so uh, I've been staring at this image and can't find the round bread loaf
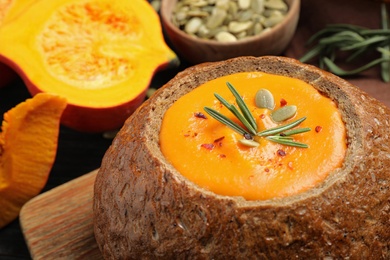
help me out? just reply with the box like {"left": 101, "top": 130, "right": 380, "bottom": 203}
{"left": 93, "top": 56, "right": 390, "bottom": 259}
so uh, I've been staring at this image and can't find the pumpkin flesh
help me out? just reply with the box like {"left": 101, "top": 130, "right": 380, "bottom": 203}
{"left": 0, "top": 0, "right": 177, "bottom": 132}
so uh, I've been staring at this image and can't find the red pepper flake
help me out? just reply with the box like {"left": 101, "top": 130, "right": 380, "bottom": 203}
{"left": 277, "top": 149, "right": 286, "bottom": 156}
{"left": 264, "top": 168, "right": 270, "bottom": 173}
{"left": 214, "top": 136, "right": 225, "bottom": 143}
{"left": 201, "top": 143, "right": 214, "bottom": 150}
{"left": 315, "top": 126, "right": 323, "bottom": 133}
{"left": 194, "top": 112, "right": 207, "bottom": 119}
{"left": 213, "top": 136, "right": 225, "bottom": 147}
{"left": 280, "top": 98, "right": 287, "bottom": 107}
{"left": 260, "top": 114, "right": 266, "bottom": 119}
{"left": 219, "top": 154, "right": 226, "bottom": 158}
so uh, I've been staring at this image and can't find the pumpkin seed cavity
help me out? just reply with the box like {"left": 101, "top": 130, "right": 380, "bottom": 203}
{"left": 172, "top": 0, "right": 289, "bottom": 42}
{"left": 37, "top": 2, "right": 138, "bottom": 89}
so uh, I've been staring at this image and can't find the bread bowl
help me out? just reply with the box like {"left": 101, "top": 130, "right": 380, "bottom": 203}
{"left": 93, "top": 56, "right": 390, "bottom": 259}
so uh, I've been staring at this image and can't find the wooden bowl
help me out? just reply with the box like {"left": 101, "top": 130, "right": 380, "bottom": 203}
{"left": 160, "top": 0, "right": 300, "bottom": 64}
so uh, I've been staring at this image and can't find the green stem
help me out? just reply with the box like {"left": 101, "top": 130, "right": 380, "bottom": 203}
{"left": 381, "top": 3, "right": 390, "bottom": 82}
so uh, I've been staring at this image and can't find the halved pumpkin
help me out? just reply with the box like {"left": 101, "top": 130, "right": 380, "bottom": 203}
{"left": 0, "top": 93, "right": 67, "bottom": 229}
{"left": 0, "top": 0, "right": 177, "bottom": 132}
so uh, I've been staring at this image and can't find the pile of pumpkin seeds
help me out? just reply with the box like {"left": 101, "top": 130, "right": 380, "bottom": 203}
{"left": 171, "top": 0, "right": 289, "bottom": 42}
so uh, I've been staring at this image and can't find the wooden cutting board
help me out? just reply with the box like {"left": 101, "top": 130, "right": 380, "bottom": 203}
{"left": 19, "top": 169, "right": 103, "bottom": 260}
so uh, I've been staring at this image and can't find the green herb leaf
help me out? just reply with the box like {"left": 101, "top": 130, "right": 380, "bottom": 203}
{"left": 257, "top": 117, "right": 307, "bottom": 137}
{"left": 266, "top": 136, "right": 309, "bottom": 148}
{"left": 281, "top": 127, "right": 311, "bottom": 136}
{"left": 323, "top": 57, "right": 390, "bottom": 76}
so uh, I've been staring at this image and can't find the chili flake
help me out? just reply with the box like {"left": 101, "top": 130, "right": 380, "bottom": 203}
{"left": 277, "top": 149, "right": 286, "bottom": 156}
{"left": 315, "top": 126, "right": 323, "bottom": 133}
{"left": 201, "top": 143, "right": 214, "bottom": 150}
{"left": 280, "top": 98, "right": 287, "bottom": 107}
{"left": 194, "top": 112, "right": 207, "bottom": 119}
{"left": 214, "top": 136, "right": 225, "bottom": 147}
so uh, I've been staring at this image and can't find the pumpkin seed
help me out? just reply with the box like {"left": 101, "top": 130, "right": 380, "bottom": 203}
{"left": 206, "top": 8, "right": 227, "bottom": 29}
{"left": 187, "top": 10, "right": 209, "bottom": 17}
{"left": 215, "top": 31, "right": 237, "bottom": 42}
{"left": 271, "top": 105, "right": 297, "bottom": 122}
{"left": 251, "top": 0, "right": 265, "bottom": 13}
{"left": 228, "top": 21, "right": 253, "bottom": 34}
{"left": 192, "top": 0, "right": 209, "bottom": 7}
{"left": 185, "top": 17, "right": 203, "bottom": 34}
{"left": 255, "top": 88, "right": 274, "bottom": 109}
{"left": 216, "top": 0, "right": 230, "bottom": 10}
{"left": 252, "top": 22, "right": 264, "bottom": 35}
{"left": 264, "top": 0, "right": 288, "bottom": 11}
{"left": 238, "top": 0, "right": 251, "bottom": 10}
{"left": 262, "top": 11, "right": 285, "bottom": 27}
{"left": 198, "top": 24, "right": 211, "bottom": 38}
{"left": 237, "top": 10, "right": 254, "bottom": 22}
{"left": 239, "top": 138, "right": 260, "bottom": 147}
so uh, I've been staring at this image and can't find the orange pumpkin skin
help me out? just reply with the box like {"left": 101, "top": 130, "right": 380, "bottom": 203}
{"left": 0, "top": 0, "right": 177, "bottom": 133}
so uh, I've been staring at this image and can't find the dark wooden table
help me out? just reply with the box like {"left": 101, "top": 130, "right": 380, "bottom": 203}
{"left": 0, "top": 0, "right": 388, "bottom": 259}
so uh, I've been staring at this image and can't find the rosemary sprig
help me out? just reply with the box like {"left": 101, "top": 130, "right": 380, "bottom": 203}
{"left": 300, "top": 4, "right": 390, "bottom": 82}
{"left": 204, "top": 82, "right": 310, "bottom": 148}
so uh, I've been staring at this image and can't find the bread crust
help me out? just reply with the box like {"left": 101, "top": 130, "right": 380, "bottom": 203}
{"left": 93, "top": 56, "right": 390, "bottom": 259}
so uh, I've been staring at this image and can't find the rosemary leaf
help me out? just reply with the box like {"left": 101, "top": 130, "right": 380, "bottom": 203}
{"left": 226, "top": 82, "right": 258, "bottom": 132}
{"left": 204, "top": 107, "right": 249, "bottom": 136}
{"left": 323, "top": 57, "right": 390, "bottom": 76}
{"left": 266, "top": 136, "right": 309, "bottom": 148}
{"left": 281, "top": 127, "right": 311, "bottom": 136}
{"left": 341, "top": 35, "right": 388, "bottom": 51}
{"left": 257, "top": 117, "right": 307, "bottom": 137}
{"left": 361, "top": 29, "right": 390, "bottom": 36}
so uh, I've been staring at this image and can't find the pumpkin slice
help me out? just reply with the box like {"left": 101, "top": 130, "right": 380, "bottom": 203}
{"left": 0, "top": 93, "right": 67, "bottom": 229}
{"left": 0, "top": 0, "right": 177, "bottom": 132}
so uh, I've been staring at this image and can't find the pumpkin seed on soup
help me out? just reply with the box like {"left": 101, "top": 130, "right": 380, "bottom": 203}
{"left": 255, "top": 88, "right": 274, "bottom": 109}
{"left": 271, "top": 105, "right": 297, "bottom": 122}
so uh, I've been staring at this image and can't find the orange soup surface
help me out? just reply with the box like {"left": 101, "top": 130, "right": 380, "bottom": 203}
{"left": 160, "top": 72, "right": 347, "bottom": 200}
